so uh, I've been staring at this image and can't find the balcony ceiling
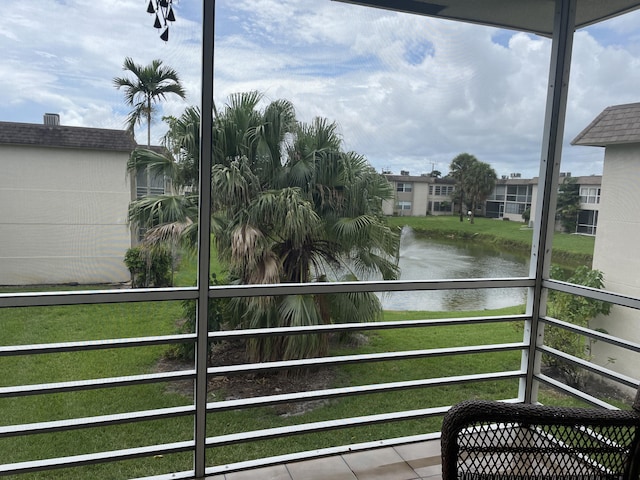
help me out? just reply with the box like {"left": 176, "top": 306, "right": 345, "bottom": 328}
{"left": 333, "top": 0, "right": 640, "bottom": 36}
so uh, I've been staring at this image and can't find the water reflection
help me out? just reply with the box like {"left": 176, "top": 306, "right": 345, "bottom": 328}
{"left": 380, "top": 227, "right": 529, "bottom": 311}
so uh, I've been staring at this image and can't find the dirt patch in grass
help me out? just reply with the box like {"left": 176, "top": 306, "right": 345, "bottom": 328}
{"left": 155, "top": 339, "right": 338, "bottom": 416}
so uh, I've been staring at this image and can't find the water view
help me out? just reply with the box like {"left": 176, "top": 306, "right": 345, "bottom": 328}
{"left": 380, "top": 227, "right": 529, "bottom": 311}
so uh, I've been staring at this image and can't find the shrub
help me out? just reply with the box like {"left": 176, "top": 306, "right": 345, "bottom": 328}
{"left": 522, "top": 207, "right": 531, "bottom": 224}
{"left": 124, "top": 245, "right": 172, "bottom": 288}
{"left": 176, "top": 273, "right": 229, "bottom": 360}
{"left": 544, "top": 265, "right": 611, "bottom": 387}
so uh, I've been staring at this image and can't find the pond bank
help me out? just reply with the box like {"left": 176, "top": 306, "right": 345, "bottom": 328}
{"left": 403, "top": 225, "right": 593, "bottom": 268}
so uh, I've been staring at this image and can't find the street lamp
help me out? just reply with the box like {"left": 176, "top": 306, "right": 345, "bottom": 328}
{"left": 145, "top": 0, "right": 176, "bottom": 41}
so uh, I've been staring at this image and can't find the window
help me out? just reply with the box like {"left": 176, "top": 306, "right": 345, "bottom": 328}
{"left": 490, "top": 185, "right": 505, "bottom": 201}
{"left": 136, "top": 168, "right": 167, "bottom": 198}
{"left": 432, "top": 185, "right": 453, "bottom": 196}
{"left": 432, "top": 201, "right": 450, "bottom": 212}
{"left": 580, "top": 186, "right": 600, "bottom": 204}
{"left": 577, "top": 209, "right": 598, "bottom": 235}
{"left": 397, "top": 182, "right": 412, "bottom": 192}
{"left": 397, "top": 201, "right": 412, "bottom": 210}
{"left": 505, "top": 202, "right": 525, "bottom": 214}
{"left": 429, "top": 185, "right": 434, "bottom": 195}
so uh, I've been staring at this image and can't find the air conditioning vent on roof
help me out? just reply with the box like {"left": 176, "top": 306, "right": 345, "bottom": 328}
{"left": 43, "top": 113, "right": 60, "bottom": 126}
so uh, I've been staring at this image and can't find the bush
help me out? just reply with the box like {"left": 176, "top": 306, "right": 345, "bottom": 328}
{"left": 544, "top": 265, "right": 611, "bottom": 387}
{"left": 176, "top": 273, "right": 229, "bottom": 360}
{"left": 124, "top": 245, "right": 172, "bottom": 288}
{"left": 522, "top": 207, "right": 530, "bottom": 224}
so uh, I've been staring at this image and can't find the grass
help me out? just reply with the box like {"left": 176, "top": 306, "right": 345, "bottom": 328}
{"left": 0, "top": 301, "right": 530, "bottom": 478}
{"left": 0, "top": 224, "right": 598, "bottom": 477}
{"left": 387, "top": 215, "right": 595, "bottom": 265}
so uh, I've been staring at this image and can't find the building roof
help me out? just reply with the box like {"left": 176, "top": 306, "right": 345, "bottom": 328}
{"left": 384, "top": 173, "right": 456, "bottom": 184}
{"left": 0, "top": 121, "right": 137, "bottom": 152}
{"left": 571, "top": 103, "right": 640, "bottom": 147}
{"left": 333, "top": 0, "right": 640, "bottom": 37}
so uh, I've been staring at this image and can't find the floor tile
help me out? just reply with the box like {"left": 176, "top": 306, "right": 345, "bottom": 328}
{"left": 394, "top": 442, "right": 442, "bottom": 478}
{"left": 225, "top": 464, "right": 292, "bottom": 480}
{"left": 287, "top": 456, "right": 357, "bottom": 480}
{"left": 342, "top": 448, "right": 418, "bottom": 480}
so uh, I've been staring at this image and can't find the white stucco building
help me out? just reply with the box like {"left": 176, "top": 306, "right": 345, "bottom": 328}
{"left": 572, "top": 102, "right": 640, "bottom": 382}
{"left": 0, "top": 115, "right": 137, "bottom": 285}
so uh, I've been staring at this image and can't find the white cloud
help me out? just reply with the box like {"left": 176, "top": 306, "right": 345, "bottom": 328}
{"left": 2, "top": 0, "right": 640, "bottom": 176}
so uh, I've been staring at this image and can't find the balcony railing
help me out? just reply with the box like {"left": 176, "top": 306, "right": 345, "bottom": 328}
{"left": 1, "top": 276, "right": 639, "bottom": 478}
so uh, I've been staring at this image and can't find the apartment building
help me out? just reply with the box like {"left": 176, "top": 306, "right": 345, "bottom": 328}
{"left": 384, "top": 170, "right": 602, "bottom": 234}
{"left": 382, "top": 171, "right": 456, "bottom": 216}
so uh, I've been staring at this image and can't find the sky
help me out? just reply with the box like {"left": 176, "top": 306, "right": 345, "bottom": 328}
{"left": 2, "top": 1, "right": 640, "bottom": 179}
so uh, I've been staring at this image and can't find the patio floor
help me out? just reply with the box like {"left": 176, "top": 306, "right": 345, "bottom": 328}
{"left": 206, "top": 440, "right": 443, "bottom": 480}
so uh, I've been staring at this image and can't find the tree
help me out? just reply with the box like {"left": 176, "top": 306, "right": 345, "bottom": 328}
{"left": 113, "top": 57, "right": 186, "bottom": 147}
{"left": 430, "top": 170, "right": 442, "bottom": 178}
{"left": 545, "top": 265, "right": 611, "bottom": 388}
{"left": 556, "top": 176, "right": 580, "bottom": 233}
{"left": 465, "top": 161, "right": 497, "bottom": 224}
{"left": 449, "top": 153, "right": 478, "bottom": 222}
{"left": 128, "top": 91, "right": 400, "bottom": 363}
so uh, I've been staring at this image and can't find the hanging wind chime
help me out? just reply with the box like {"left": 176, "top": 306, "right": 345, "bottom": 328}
{"left": 146, "top": 0, "right": 176, "bottom": 41}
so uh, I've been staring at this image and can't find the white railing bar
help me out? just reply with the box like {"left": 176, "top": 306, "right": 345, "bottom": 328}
{"left": 206, "top": 371, "right": 524, "bottom": 412}
{"left": 0, "top": 405, "right": 194, "bottom": 438}
{"left": 207, "top": 277, "right": 533, "bottom": 298}
{"left": 205, "top": 406, "right": 452, "bottom": 448}
{"left": 0, "top": 440, "right": 194, "bottom": 475}
{"left": 541, "top": 316, "right": 640, "bottom": 353}
{"left": 535, "top": 373, "right": 620, "bottom": 409}
{"left": 536, "top": 346, "right": 640, "bottom": 389}
{"left": 208, "top": 314, "right": 529, "bottom": 340}
{"left": 0, "top": 334, "right": 196, "bottom": 357}
{"left": 208, "top": 342, "right": 526, "bottom": 376}
{"left": 0, "top": 369, "right": 196, "bottom": 398}
{"left": 543, "top": 278, "right": 640, "bottom": 310}
{"left": 132, "top": 471, "right": 195, "bottom": 480}
{"left": 0, "top": 286, "right": 197, "bottom": 308}
{"left": 0, "top": 316, "right": 527, "bottom": 357}
{"left": 0, "top": 277, "right": 533, "bottom": 308}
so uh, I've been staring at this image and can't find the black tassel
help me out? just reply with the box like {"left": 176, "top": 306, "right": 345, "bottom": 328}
{"left": 154, "top": 14, "right": 162, "bottom": 28}
{"left": 160, "top": 27, "right": 169, "bottom": 41}
{"left": 146, "top": 0, "right": 155, "bottom": 14}
{"left": 167, "top": 6, "right": 176, "bottom": 22}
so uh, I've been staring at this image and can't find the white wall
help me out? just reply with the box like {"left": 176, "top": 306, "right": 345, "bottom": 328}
{"left": 590, "top": 143, "right": 640, "bottom": 383}
{"left": 0, "top": 145, "right": 131, "bottom": 285}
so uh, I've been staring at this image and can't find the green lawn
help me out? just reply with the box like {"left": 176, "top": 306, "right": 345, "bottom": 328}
{"left": 0, "top": 224, "right": 597, "bottom": 478}
{"left": 0, "top": 300, "right": 533, "bottom": 478}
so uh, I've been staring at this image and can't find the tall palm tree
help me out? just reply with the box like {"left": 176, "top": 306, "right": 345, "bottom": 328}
{"left": 128, "top": 91, "right": 400, "bottom": 362}
{"left": 466, "top": 161, "right": 497, "bottom": 224}
{"left": 449, "top": 153, "right": 478, "bottom": 222}
{"left": 113, "top": 57, "right": 186, "bottom": 147}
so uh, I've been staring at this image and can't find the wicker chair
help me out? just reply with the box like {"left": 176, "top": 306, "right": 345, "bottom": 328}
{"left": 441, "top": 388, "right": 640, "bottom": 480}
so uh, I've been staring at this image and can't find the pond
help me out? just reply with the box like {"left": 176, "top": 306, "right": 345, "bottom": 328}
{"left": 379, "top": 227, "right": 530, "bottom": 311}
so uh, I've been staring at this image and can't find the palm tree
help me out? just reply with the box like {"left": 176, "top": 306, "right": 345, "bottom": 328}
{"left": 466, "top": 161, "right": 497, "bottom": 223}
{"left": 113, "top": 57, "right": 186, "bottom": 147}
{"left": 128, "top": 91, "right": 400, "bottom": 362}
{"left": 449, "top": 153, "right": 478, "bottom": 222}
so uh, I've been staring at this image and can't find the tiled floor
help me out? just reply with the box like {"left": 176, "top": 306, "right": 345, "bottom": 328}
{"left": 207, "top": 440, "right": 442, "bottom": 480}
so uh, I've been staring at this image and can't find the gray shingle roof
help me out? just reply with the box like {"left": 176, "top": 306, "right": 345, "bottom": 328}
{"left": 571, "top": 102, "right": 640, "bottom": 147}
{"left": 0, "top": 121, "right": 137, "bottom": 151}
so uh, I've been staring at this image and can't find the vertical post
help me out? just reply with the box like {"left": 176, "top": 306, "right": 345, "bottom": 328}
{"left": 522, "top": 0, "right": 576, "bottom": 404}
{"left": 194, "top": 0, "right": 215, "bottom": 477}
